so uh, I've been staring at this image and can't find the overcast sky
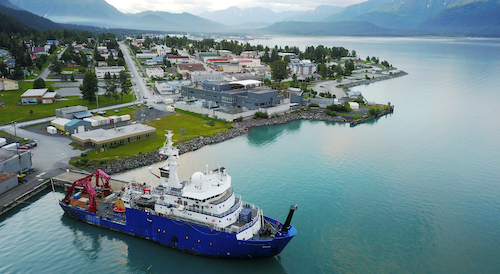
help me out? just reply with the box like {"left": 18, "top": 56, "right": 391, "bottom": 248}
{"left": 104, "top": 0, "right": 364, "bottom": 15}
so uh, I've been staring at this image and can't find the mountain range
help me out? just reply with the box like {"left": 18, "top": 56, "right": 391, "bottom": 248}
{"left": 1, "top": 0, "right": 499, "bottom": 36}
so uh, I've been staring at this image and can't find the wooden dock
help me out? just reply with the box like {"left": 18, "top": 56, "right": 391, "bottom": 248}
{"left": 0, "top": 170, "right": 129, "bottom": 216}
{"left": 51, "top": 171, "right": 129, "bottom": 190}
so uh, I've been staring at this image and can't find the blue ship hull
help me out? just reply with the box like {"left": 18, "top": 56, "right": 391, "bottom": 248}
{"left": 59, "top": 203, "right": 296, "bottom": 258}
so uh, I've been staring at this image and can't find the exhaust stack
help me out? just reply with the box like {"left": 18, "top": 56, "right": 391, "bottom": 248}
{"left": 281, "top": 205, "right": 298, "bottom": 233}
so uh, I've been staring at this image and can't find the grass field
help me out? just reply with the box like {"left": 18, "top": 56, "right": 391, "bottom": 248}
{"left": 76, "top": 111, "right": 231, "bottom": 163}
{"left": 0, "top": 81, "right": 136, "bottom": 126}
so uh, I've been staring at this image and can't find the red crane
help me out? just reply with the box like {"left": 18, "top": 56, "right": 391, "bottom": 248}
{"left": 61, "top": 170, "right": 112, "bottom": 213}
{"left": 95, "top": 169, "right": 111, "bottom": 197}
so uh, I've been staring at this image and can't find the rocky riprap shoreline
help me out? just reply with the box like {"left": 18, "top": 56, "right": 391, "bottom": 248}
{"left": 342, "top": 71, "right": 408, "bottom": 89}
{"left": 92, "top": 108, "right": 392, "bottom": 175}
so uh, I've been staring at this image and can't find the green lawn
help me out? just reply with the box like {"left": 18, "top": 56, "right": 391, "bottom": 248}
{"left": 78, "top": 111, "right": 231, "bottom": 163}
{"left": 0, "top": 81, "right": 136, "bottom": 125}
{"left": 61, "top": 66, "right": 86, "bottom": 72}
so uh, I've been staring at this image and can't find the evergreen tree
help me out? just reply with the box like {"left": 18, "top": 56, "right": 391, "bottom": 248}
{"left": 270, "top": 60, "right": 289, "bottom": 84}
{"left": 118, "top": 70, "right": 130, "bottom": 102}
{"left": 49, "top": 56, "right": 63, "bottom": 74}
{"left": 80, "top": 71, "right": 98, "bottom": 103}
{"left": 106, "top": 54, "right": 115, "bottom": 66}
{"left": 104, "top": 75, "right": 118, "bottom": 102}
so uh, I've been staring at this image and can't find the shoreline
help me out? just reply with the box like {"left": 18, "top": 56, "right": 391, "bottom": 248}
{"left": 95, "top": 107, "right": 393, "bottom": 175}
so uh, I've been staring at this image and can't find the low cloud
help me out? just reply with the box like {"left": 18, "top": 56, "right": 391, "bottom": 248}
{"left": 105, "top": 0, "right": 362, "bottom": 14}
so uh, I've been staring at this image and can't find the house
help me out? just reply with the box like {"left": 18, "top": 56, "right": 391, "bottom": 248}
{"left": 64, "top": 119, "right": 92, "bottom": 135}
{"left": 0, "top": 49, "right": 9, "bottom": 58}
{"left": 95, "top": 66, "right": 125, "bottom": 78}
{"left": 146, "top": 67, "right": 164, "bottom": 78}
{"left": 0, "top": 78, "right": 18, "bottom": 91}
{"left": 71, "top": 124, "right": 156, "bottom": 149}
{"left": 21, "top": 89, "right": 57, "bottom": 105}
{"left": 30, "top": 47, "right": 46, "bottom": 59}
{"left": 46, "top": 39, "right": 59, "bottom": 46}
{"left": 4, "top": 57, "right": 15, "bottom": 69}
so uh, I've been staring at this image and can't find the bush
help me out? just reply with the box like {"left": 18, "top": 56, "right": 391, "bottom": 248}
{"left": 368, "top": 108, "right": 378, "bottom": 116}
{"left": 33, "top": 78, "right": 46, "bottom": 89}
{"left": 309, "top": 103, "right": 319, "bottom": 107}
{"left": 326, "top": 103, "right": 350, "bottom": 112}
{"left": 325, "top": 110, "right": 337, "bottom": 116}
{"left": 109, "top": 143, "right": 124, "bottom": 149}
{"left": 235, "top": 116, "right": 243, "bottom": 122}
{"left": 254, "top": 111, "right": 268, "bottom": 119}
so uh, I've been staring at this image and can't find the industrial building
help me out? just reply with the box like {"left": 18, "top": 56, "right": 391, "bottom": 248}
{"left": 55, "top": 105, "right": 90, "bottom": 119}
{"left": 188, "top": 71, "right": 224, "bottom": 85}
{"left": 51, "top": 118, "right": 71, "bottom": 131}
{"left": 181, "top": 80, "right": 284, "bottom": 110}
{"left": 0, "top": 148, "right": 33, "bottom": 194}
{"left": 64, "top": 119, "right": 92, "bottom": 135}
{"left": 71, "top": 124, "right": 156, "bottom": 149}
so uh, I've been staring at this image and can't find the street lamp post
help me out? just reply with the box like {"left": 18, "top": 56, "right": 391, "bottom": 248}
{"left": 13, "top": 121, "right": 18, "bottom": 155}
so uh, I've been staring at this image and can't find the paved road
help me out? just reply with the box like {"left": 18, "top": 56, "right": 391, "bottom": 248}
{"left": 119, "top": 42, "right": 179, "bottom": 111}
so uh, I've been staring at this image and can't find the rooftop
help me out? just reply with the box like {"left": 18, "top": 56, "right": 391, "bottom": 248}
{"left": 72, "top": 124, "right": 156, "bottom": 144}
{"left": 0, "top": 149, "right": 17, "bottom": 162}
{"left": 21, "top": 88, "right": 48, "bottom": 97}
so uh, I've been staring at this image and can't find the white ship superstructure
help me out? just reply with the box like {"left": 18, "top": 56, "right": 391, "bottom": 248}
{"left": 121, "top": 131, "right": 263, "bottom": 240}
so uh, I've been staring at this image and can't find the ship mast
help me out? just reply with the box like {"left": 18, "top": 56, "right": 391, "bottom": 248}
{"left": 159, "top": 130, "right": 181, "bottom": 189}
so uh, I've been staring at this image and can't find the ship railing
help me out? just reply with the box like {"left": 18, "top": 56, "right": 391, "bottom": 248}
{"left": 209, "top": 188, "right": 234, "bottom": 205}
{"left": 186, "top": 196, "right": 242, "bottom": 218}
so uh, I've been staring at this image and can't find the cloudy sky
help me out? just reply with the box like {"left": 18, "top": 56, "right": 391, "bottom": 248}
{"left": 104, "top": 0, "right": 364, "bottom": 15}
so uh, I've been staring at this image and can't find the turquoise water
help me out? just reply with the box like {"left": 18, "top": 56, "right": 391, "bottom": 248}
{"left": 1, "top": 38, "right": 500, "bottom": 273}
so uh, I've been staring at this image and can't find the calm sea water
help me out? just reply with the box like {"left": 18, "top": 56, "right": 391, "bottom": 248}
{"left": 1, "top": 37, "right": 500, "bottom": 273}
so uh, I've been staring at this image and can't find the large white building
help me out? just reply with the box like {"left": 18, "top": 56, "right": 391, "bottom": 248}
{"left": 290, "top": 60, "right": 318, "bottom": 76}
{"left": 136, "top": 53, "right": 158, "bottom": 59}
{"left": 188, "top": 71, "right": 224, "bottom": 85}
{"left": 146, "top": 67, "right": 164, "bottom": 78}
{"left": 155, "top": 45, "right": 171, "bottom": 56}
{"left": 95, "top": 66, "right": 125, "bottom": 78}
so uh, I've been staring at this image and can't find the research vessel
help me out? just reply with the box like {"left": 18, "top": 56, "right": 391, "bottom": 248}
{"left": 59, "top": 131, "right": 297, "bottom": 258}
